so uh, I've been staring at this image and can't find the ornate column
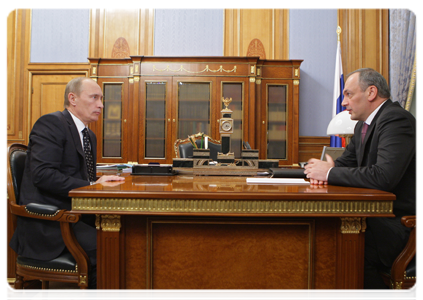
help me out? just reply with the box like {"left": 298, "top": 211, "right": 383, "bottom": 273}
{"left": 96, "top": 214, "right": 122, "bottom": 289}
{"left": 336, "top": 217, "right": 367, "bottom": 288}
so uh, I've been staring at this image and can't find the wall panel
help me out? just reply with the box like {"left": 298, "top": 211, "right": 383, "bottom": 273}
{"left": 224, "top": 9, "right": 289, "bottom": 59}
{"left": 338, "top": 9, "right": 389, "bottom": 80}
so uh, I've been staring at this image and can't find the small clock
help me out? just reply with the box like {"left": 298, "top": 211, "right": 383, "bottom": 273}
{"left": 221, "top": 121, "right": 232, "bottom": 132}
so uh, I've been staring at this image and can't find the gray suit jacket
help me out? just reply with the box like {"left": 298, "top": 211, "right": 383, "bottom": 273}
{"left": 10, "top": 109, "right": 97, "bottom": 260}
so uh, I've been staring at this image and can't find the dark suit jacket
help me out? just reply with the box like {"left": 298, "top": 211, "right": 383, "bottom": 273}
{"left": 328, "top": 99, "right": 415, "bottom": 266}
{"left": 10, "top": 109, "right": 97, "bottom": 261}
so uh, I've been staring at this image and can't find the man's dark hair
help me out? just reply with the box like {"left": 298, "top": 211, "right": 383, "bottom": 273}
{"left": 349, "top": 68, "right": 391, "bottom": 99}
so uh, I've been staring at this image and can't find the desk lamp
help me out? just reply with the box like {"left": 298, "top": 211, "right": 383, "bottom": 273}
{"left": 326, "top": 110, "right": 358, "bottom": 145}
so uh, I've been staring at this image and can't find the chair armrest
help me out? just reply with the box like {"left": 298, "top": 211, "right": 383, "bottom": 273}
{"left": 9, "top": 201, "right": 80, "bottom": 223}
{"left": 391, "top": 215, "right": 416, "bottom": 283}
{"left": 26, "top": 203, "right": 60, "bottom": 216}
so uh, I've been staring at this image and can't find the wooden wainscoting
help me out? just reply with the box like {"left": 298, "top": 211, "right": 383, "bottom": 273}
{"left": 298, "top": 136, "right": 330, "bottom": 163}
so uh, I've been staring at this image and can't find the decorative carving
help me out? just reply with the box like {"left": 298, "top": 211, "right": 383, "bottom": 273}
{"left": 246, "top": 38, "right": 266, "bottom": 59}
{"left": 153, "top": 64, "right": 236, "bottom": 74}
{"left": 394, "top": 281, "right": 403, "bottom": 289}
{"left": 100, "top": 215, "right": 121, "bottom": 232}
{"left": 111, "top": 37, "right": 130, "bottom": 58}
{"left": 73, "top": 198, "right": 393, "bottom": 215}
{"left": 340, "top": 217, "right": 364, "bottom": 234}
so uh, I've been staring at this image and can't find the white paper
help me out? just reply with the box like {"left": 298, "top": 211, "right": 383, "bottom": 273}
{"left": 246, "top": 178, "right": 310, "bottom": 184}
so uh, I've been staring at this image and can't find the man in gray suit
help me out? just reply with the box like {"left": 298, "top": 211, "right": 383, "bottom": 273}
{"left": 10, "top": 77, "right": 125, "bottom": 288}
{"left": 304, "top": 68, "right": 416, "bottom": 288}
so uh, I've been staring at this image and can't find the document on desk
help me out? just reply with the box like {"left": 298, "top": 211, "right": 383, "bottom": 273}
{"left": 246, "top": 177, "right": 310, "bottom": 184}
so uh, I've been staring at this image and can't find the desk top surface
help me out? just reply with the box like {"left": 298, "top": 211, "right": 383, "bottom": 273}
{"left": 69, "top": 174, "right": 395, "bottom": 201}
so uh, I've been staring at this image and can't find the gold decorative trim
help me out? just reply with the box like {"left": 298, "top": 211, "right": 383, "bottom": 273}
{"left": 294, "top": 68, "right": 299, "bottom": 77}
{"left": 129, "top": 78, "right": 134, "bottom": 84}
{"left": 153, "top": 65, "right": 237, "bottom": 74}
{"left": 249, "top": 77, "right": 256, "bottom": 83}
{"left": 394, "top": 281, "right": 403, "bottom": 289}
{"left": 72, "top": 198, "right": 393, "bottom": 215}
{"left": 17, "top": 262, "right": 78, "bottom": 273}
{"left": 24, "top": 206, "right": 60, "bottom": 218}
{"left": 340, "top": 217, "right": 366, "bottom": 234}
{"left": 4, "top": 278, "right": 16, "bottom": 284}
{"left": 293, "top": 80, "right": 300, "bottom": 85}
{"left": 92, "top": 67, "right": 96, "bottom": 75}
{"left": 256, "top": 79, "right": 261, "bottom": 84}
{"left": 100, "top": 215, "right": 121, "bottom": 232}
{"left": 79, "top": 275, "right": 88, "bottom": 285}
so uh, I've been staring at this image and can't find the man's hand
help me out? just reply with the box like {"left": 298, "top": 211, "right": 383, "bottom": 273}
{"left": 304, "top": 154, "right": 335, "bottom": 185}
{"left": 95, "top": 175, "right": 125, "bottom": 184}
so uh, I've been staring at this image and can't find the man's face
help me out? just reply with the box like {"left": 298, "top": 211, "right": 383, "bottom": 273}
{"left": 341, "top": 73, "right": 371, "bottom": 121}
{"left": 70, "top": 79, "right": 103, "bottom": 125}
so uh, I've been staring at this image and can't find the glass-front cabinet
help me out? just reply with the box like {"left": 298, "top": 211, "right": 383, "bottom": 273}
{"left": 89, "top": 57, "right": 302, "bottom": 166}
{"left": 91, "top": 71, "right": 130, "bottom": 164}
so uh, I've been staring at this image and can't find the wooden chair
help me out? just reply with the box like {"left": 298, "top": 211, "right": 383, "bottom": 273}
{"left": 174, "top": 132, "right": 221, "bottom": 161}
{"left": 7, "top": 143, "right": 90, "bottom": 289}
{"left": 380, "top": 215, "right": 416, "bottom": 289}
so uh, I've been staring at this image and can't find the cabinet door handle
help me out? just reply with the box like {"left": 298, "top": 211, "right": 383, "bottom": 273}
{"left": 262, "top": 121, "right": 265, "bottom": 124}
{"left": 168, "top": 118, "right": 171, "bottom": 122}
{"left": 173, "top": 119, "right": 176, "bottom": 123}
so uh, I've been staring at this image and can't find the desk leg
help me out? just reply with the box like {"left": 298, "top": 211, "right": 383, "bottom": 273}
{"left": 336, "top": 217, "right": 366, "bottom": 289}
{"left": 96, "top": 215, "right": 122, "bottom": 289}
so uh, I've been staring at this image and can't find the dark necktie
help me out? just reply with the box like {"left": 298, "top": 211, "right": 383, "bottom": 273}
{"left": 82, "top": 128, "right": 95, "bottom": 182}
{"left": 361, "top": 123, "right": 369, "bottom": 143}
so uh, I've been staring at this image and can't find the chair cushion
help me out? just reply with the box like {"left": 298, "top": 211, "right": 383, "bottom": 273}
{"left": 17, "top": 252, "right": 77, "bottom": 271}
{"left": 406, "top": 256, "right": 416, "bottom": 277}
{"left": 26, "top": 203, "right": 60, "bottom": 215}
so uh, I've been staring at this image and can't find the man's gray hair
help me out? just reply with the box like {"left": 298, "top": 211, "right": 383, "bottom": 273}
{"left": 349, "top": 68, "right": 391, "bottom": 99}
{"left": 64, "top": 77, "right": 90, "bottom": 108}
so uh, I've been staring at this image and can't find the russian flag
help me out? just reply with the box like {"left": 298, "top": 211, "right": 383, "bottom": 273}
{"left": 330, "top": 37, "right": 345, "bottom": 147}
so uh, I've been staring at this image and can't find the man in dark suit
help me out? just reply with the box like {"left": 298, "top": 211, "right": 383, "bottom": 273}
{"left": 10, "top": 77, "right": 125, "bottom": 288}
{"left": 304, "top": 68, "right": 416, "bottom": 288}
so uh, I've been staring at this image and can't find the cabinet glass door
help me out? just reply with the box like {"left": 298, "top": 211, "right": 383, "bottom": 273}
{"left": 222, "top": 82, "right": 243, "bottom": 158}
{"left": 145, "top": 82, "right": 167, "bottom": 158}
{"left": 177, "top": 82, "right": 211, "bottom": 139}
{"left": 267, "top": 84, "right": 287, "bottom": 159}
{"left": 102, "top": 83, "right": 123, "bottom": 158}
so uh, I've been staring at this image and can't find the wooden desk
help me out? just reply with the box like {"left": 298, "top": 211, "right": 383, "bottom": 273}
{"left": 69, "top": 174, "right": 395, "bottom": 289}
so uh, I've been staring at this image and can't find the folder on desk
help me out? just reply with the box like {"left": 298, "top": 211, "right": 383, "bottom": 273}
{"left": 269, "top": 168, "right": 306, "bottom": 178}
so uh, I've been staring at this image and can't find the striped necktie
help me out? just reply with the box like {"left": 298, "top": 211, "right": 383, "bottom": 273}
{"left": 82, "top": 128, "right": 95, "bottom": 182}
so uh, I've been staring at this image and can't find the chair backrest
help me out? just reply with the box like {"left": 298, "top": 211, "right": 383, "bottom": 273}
{"left": 7, "top": 143, "right": 28, "bottom": 205}
{"left": 174, "top": 133, "right": 221, "bottom": 161}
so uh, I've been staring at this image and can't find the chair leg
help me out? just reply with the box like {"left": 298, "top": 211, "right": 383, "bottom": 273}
{"left": 14, "top": 275, "right": 24, "bottom": 289}
{"left": 79, "top": 285, "right": 89, "bottom": 300}
{"left": 41, "top": 280, "right": 49, "bottom": 300}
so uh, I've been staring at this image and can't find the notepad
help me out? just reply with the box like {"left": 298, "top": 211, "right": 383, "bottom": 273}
{"left": 246, "top": 178, "right": 310, "bottom": 184}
